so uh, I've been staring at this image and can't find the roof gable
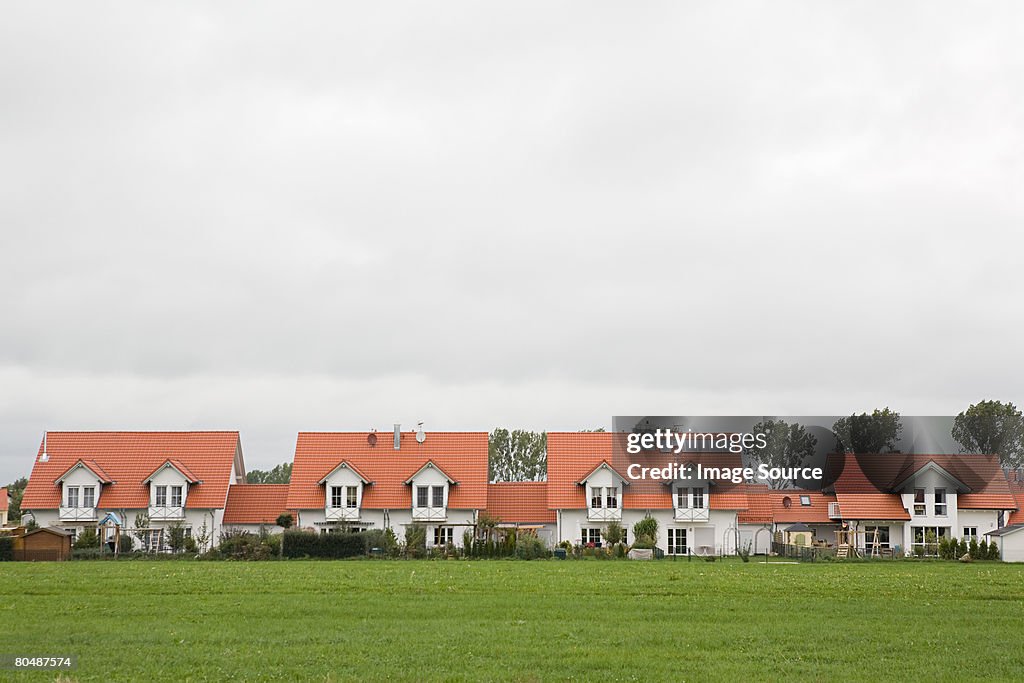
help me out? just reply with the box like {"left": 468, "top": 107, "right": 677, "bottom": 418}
{"left": 404, "top": 460, "right": 457, "bottom": 485}
{"left": 54, "top": 459, "right": 114, "bottom": 485}
{"left": 317, "top": 461, "right": 373, "bottom": 485}
{"left": 891, "top": 460, "right": 971, "bottom": 493}
{"left": 144, "top": 459, "right": 203, "bottom": 485}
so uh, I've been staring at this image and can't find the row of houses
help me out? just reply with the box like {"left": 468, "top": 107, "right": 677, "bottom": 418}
{"left": 16, "top": 428, "right": 1024, "bottom": 561}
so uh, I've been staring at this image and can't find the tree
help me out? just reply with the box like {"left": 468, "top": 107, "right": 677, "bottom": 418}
{"left": 246, "top": 463, "right": 292, "bottom": 484}
{"left": 951, "top": 400, "right": 1024, "bottom": 468}
{"left": 167, "top": 522, "right": 187, "bottom": 554}
{"left": 276, "top": 513, "right": 294, "bottom": 529}
{"left": 632, "top": 515, "right": 659, "bottom": 549}
{"left": 488, "top": 429, "right": 547, "bottom": 482}
{"left": 745, "top": 419, "right": 818, "bottom": 489}
{"left": 5, "top": 477, "right": 28, "bottom": 523}
{"left": 832, "top": 409, "right": 902, "bottom": 453}
{"left": 602, "top": 520, "right": 624, "bottom": 546}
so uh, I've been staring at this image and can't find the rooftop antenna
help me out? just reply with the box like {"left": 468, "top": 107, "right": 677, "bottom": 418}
{"left": 40, "top": 431, "right": 49, "bottom": 463}
{"left": 416, "top": 421, "right": 426, "bottom": 444}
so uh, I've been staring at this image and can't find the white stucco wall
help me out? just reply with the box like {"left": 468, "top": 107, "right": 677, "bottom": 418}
{"left": 558, "top": 508, "right": 740, "bottom": 555}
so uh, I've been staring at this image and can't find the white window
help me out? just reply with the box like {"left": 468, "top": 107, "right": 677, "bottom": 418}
{"left": 963, "top": 527, "right": 977, "bottom": 542}
{"left": 668, "top": 528, "right": 687, "bottom": 555}
{"left": 582, "top": 528, "right": 602, "bottom": 546}
{"left": 433, "top": 527, "right": 453, "bottom": 546}
{"left": 606, "top": 487, "right": 618, "bottom": 509}
{"left": 676, "top": 487, "right": 688, "bottom": 509}
{"left": 171, "top": 486, "right": 183, "bottom": 507}
{"left": 800, "top": 495, "right": 811, "bottom": 506}
{"left": 346, "top": 486, "right": 358, "bottom": 509}
{"left": 863, "top": 525, "right": 890, "bottom": 553}
{"left": 416, "top": 486, "right": 429, "bottom": 508}
{"left": 67, "top": 487, "right": 79, "bottom": 508}
{"left": 155, "top": 486, "right": 168, "bottom": 507}
{"left": 331, "top": 486, "right": 344, "bottom": 508}
{"left": 913, "top": 488, "right": 926, "bottom": 516}
{"left": 912, "top": 526, "right": 949, "bottom": 556}
{"left": 432, "top": 486, "right": 444, "bottom": 508}
{"left": 590, "top": 487, "right": 603, "bottom": 508}
{"left": 83, "top": 487, "right": 95, "bottom": 508}
{"left": 934, "top": 488, "right": 947, "bottom": 516}
{"left": 692, "top": 488, "right": 705, "bottom": 509}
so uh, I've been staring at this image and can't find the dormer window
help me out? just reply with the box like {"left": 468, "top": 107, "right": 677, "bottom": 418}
{"left": 67, "top": 487, "right": 79, "bottom": 508}
{"left": 156, "top": 486, "right": 167, "bottom": 507}
{"left": 692, "top": 487, "right": 705, "bottom": 509}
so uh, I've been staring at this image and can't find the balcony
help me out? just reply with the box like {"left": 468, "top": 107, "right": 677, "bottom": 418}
{"left": 326, "top": 506, "right": 360, "bottom": 522}
{"left": 412, "top": 507, "right": 447, "bottom": 522}
{"left": 674, "top": 507, "right": 710, "bottom": 522}
{"left": 587, "top": 507, "right": 622, "bottom": 522}
{"left": 149, "top": 506, "right": 185, "bottom": 521}
{"left": 59, "top": 506, "right": 96, "bottom": 522}
{"left": 828, "top": 502, "right": 842, "bottom": 519}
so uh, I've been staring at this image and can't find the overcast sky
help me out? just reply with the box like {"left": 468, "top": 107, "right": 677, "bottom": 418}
{"left": 2, "top": 3, "right": 1023, "bottom": 482}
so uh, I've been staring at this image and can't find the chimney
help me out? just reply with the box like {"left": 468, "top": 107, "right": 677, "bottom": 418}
{"left": 394, "top": 423, "right": 401, "bottom": 450}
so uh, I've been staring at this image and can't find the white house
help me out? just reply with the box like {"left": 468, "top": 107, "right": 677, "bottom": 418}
{"left": 21, "top": 431, "right": 246, "bottom": 550}
{"left": 286, "top": 427, "right": 489, "bottom": 548}
{"left": 546, "top": 433, "right": 750, "bottom": 556}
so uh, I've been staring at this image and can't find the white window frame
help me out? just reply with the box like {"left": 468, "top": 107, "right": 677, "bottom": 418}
{"left": 431, "top": 486, "right": 445, "bottom": 509}
{"left": 963, "top": 527, "right": 977, "bottom": 543}
{"left": 67, "top": 486, "right": 80, "bottom": 508}
{"left": 913, "top": 488, "right": 926, "bottom": 516}
{"left": 82, "top": 486, "right": 95, "bottom": 508}
{"left": 155, "top": 485, "right": 168, "bottom": 507}
{"left": 433, "top": 526, "right": 453, "bottom": 546}
{"left": 934, "top": 488, "right": 947, "bottom": 516}
{"left": 346, "top": 486, "right": 358, "bottom": 509}
{"left": 667, "top": 528, "right": 687, "bottom": 555}
{"left": 582, "top": 528, "right": 602, "bottom": 546}
{"left": 330, "top": 486, "right": 344, "bottom": 509}
{"left": 676, "top": 487, "right": 688, "bottom": 509}
{"left": 416, "top": 486, "right": 429, "bottom": 509}
{"left": 170, "top": 485, "right": 183, "bottom": 508}
{"left": 692, "top": 487, "right": 706, "bottom": 509}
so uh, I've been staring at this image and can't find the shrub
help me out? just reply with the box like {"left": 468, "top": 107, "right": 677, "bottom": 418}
{"left": 184, "top": 535, "right": 198, "bottom": 553}
{"left": 969, "top": 538, "right": 979, "bottom": 559}
{"left": 515, "top": 534, "right": 550, "bottom": 560}
{"left": 167, "top": 523, "right": 188, "bottom": 554}
{"left": 632, "top": 515, "right": 659, "bottom": 547}
{"left": 738, "top": 541, "right": 752, "bottom": 563}
{"left": 219, "top": 530, "right": 274, "bottom": 560}
{"left": 988, "top": 539, "right": 1001, "bottom": 561}
{"left": 0, "top": 535, "right": 13, "bottom": 561}
{"left": 602, "top": 521, "right": 624, "bottom": 546}
{"left": 958, "top": 538, "right": 969, "bottom": 557}
{"left": 282, "top": 530, "right": 365, "bottom": 559}
{"left": 404, "top": 524, "right": 427, "bottom": 559}
{"left": 74, "top": 528, "right": 100, "bottom": 550}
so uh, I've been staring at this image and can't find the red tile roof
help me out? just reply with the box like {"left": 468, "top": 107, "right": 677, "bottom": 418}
{"left": 769, "top": 490, "right": 838, "bottom": 524}
{"left": 546, "top": 432, "right": 749, "bottom": 511}
{"left": 738, "top": 485, "right": 773, "bottom": 524}
{"left": 286, "top": 432, "right": 488, "bottom": 510}
{"left": 0, "top": 487, "right": 7, "bottom": 512}
{"left": 22, "top": 432, "right": 241, "bottom": 511}
{"left": 1009, "top": 477, "right": 1024, "bottom": 525}
{"left": 824, "top": 452, "right": 1017, "bottom": 518}
{"left": 486, "top": 482, "right": 555, "bottom": 523}
{"left": 223, "top": 484, "right": 291, "bottom": 525}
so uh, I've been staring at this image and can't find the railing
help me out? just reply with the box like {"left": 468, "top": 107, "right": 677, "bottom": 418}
{"left": 326, "top": 507, "right": 360, "bottom": 522}
{"left": 828, "top": 502, "right": 842, "bottom": 519}
{"left": 148, "top": 506, "right": 185, "bottom": 520}
{"left": 587, "top": 507, "right": 622, "bottom": 522}
{"left": 412, "top": 507, "right": 447, "bottom": 522}
{"left": 674, "top": 507, "right": 710, "bottom": 521}
{"left": 772, "top": 541, "right": 833, "bottom": 562}
{"left": 59, "top": 506, "right": 96, "bottom": 522}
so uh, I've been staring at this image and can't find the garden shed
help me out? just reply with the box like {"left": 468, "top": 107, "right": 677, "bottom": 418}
{"left": 985, "top": 525, "right": 1024, "bottom": 563}
{"left": 784, "top": 522, "right": 813, "bottom": 547}
{"left": 14, "top": 527, "right": 73, "bottom": 561}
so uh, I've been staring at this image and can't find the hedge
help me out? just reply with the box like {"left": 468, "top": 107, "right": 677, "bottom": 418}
{"left": 282, "top": 531, "right": 366, "bottom": 559}
{"left": 0, "top": 535, "right": 12, "bottom": 561}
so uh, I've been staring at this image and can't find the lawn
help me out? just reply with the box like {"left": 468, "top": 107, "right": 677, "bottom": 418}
{"left": 2, "top": 559, "right": 1023, "bottom": 681}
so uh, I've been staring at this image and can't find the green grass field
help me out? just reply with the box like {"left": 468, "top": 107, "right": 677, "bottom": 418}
{"left": 2, "top": 559, "right": 1023, "bottom": 681}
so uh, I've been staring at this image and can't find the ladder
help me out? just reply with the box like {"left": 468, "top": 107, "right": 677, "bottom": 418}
{"left": 836, "top": 543, "right": 850, "bottom": 559}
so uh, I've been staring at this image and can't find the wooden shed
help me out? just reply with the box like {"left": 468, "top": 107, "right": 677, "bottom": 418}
{"left": 13, "top": 527, "right": 73, "bottom": 561}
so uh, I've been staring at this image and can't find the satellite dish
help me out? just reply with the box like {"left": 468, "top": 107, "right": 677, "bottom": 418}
{"left": 782, "top": 496, "right": 792, "bottom": 508}
{"left": 367, "top": 433, "right": 378, "bottom": 447}
{"left": 40, "top": 453, "right": 49, "bottom": 463}
{"left": 416, "top": 422, "right": 426, "bottom": 444}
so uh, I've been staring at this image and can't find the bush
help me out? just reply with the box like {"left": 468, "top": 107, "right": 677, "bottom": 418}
{"left": 282, "top": 530, "right": 365, "bottom": 559}
{"left": 988, "top": 539, "right": 1001, "bottom": 561}
{"left": 633, "top": 515, "right": 659, "bottom": 547}
{"left": 969, "top": 538, "right": 979, "bottom": 559}
{"left": 738, "top": 541, "right": 752, "bottom": 563}
{"left": 515, "top": 534, "right": 550, "bottom": 560}
{"left": 219, "top": 530, "right": 274, "bottom": 560}
{"left": 0, "top": 535, "right": 13, "bottom": 561}
{"left": 74, "top": 528, "right": 100, "bottom": 550}
{"left": 602, "top": 521, "right": 624, "bottom": 546}
{"left": 958, "top": 538, "right": 969, "bottom": 557}
{"left": 978, "top": 539, "right": 989, "bottom": 560}
{"left": 404, "top": 524, "right": 427, "bottom": 559}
